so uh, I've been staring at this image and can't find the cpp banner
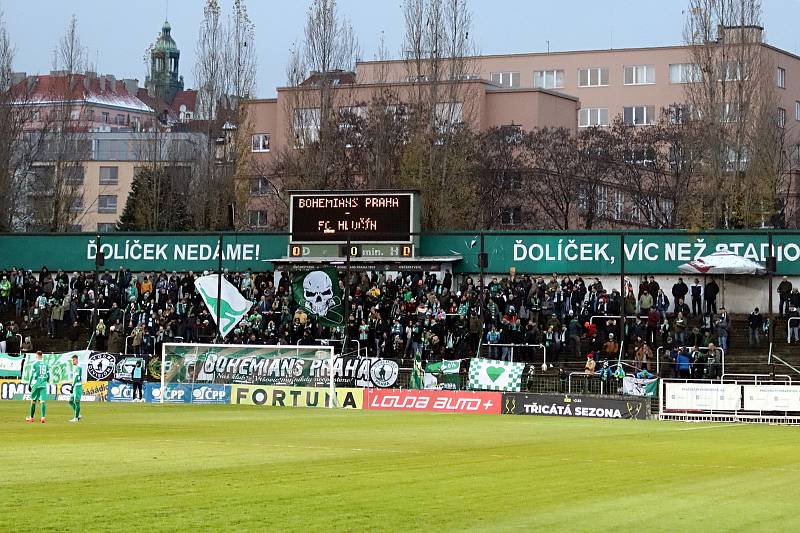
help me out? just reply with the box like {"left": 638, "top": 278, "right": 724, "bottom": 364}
{"left": 501, "top": 393, "right": 649, "bottom": 419}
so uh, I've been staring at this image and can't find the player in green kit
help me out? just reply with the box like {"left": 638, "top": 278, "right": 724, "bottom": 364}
{"left": 69, "top": 354, "right": 83, "bottom": 422}
{"left": 26, "top": 351, "right": 49, "bottom": 423}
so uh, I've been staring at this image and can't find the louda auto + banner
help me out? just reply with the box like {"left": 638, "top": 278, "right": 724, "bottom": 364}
{"left": 365, "top": 389, "right": 502, "bottom": 414}
{"left": 501, "top": 393, "right": 649, "bottom": 420}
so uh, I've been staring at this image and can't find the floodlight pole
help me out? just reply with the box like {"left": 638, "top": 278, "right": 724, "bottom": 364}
{"left": 341, "top": 233, "right": 352, "bottom": 356}
{"left": 216, "top": 232, "right": 223, "bottom": 343}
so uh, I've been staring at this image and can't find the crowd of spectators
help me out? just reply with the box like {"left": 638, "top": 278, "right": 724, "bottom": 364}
{"left": 0, "top": 267, "right": 784, "bottom": 379}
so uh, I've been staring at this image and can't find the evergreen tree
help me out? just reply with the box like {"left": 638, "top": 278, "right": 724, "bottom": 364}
{"left": 117, "top": 166, "right": 193, "bottom": 231}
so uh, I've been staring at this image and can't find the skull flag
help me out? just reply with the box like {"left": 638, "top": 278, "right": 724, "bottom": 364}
{"left": 292, "top": 268, "right": 345, "bottom": 327}
{"left": 195, "top": 274, "right": 252, "bottom": 338}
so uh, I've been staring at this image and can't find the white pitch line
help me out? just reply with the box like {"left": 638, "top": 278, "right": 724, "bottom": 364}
{"left": 672, "top": 424, "right": 746, "bottom": 431}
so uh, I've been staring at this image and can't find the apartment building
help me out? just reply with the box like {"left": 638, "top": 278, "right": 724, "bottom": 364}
{"left": 25, "top": 132, "right": 205, "bottom": 232}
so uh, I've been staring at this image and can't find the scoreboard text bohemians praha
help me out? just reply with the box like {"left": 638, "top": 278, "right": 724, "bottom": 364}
{"left": 290, "top": 191, "right": 415, "bottom": 243}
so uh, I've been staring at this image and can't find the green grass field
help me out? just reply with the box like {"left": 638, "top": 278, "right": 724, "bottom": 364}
{"left": 2, "top": 402, "right": 799, "bottom": 533}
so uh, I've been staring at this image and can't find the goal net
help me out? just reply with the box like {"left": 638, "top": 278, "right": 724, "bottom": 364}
{"left": 160, "top": 343, "right": 338, "bottom": 407}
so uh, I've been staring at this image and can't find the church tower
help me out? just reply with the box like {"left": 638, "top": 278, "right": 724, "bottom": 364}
{"left": 145, "top": 20, "right": 184, "bottom": 104}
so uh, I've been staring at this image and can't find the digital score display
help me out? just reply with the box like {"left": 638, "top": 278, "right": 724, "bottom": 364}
{"left": 290, "top": 192, "right": 414, "bottom": 243}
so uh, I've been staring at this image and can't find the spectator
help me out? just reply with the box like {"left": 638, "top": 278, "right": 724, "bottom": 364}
{"left": 108, "top": 325, "right": 123, "bottom": 353}
{"left": 602, "top": 333, "right": 618, "bottom": 360}
{"left": 690, "top": 278, "right": 703, "bottom": 317}
{"left": 675, "top": 347, "right": 692, "bottom": 379}
{"left": 704, "top": 278, "right": 719, "bottom": 315}
{"left": 638, "top": 291, "right": 653, "bottom": 316}
{"left": 716, "top": 308, "right": 729, "bottom": 352}
{"left": 778, "top": 276, "right": 792, "bottom": 317}
{"left": 788, "top": 306, "right": 800, "bottom": 344}
{"left": 68, "top": 321, "right": 81, "bottom": 351}
{"left": 655, "top": 289, "right": 670, "bottom": 315}
{"left": 707, "top": 342, "right": 721, "bottom": 379}
{"left": 674, "top": 311, "right": 688, "bottom": 346}
{"left": 671, "top": 278, "right": 688, "bottom": 313}
{"left": 748, "top": 307, "right": 763, "bottom": 347}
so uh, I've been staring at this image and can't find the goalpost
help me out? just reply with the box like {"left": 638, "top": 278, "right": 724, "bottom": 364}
{"left": 159, "top": 343, "right": 338, "bottom": 407}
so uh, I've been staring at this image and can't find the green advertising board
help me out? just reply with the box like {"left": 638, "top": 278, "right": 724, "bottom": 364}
{"left": 422, "top": 231, "right": 800, "bottom": 276}
{"left": 0, "top": 234, "right": 288, "bottom": 272}
{"left": 4, "top": 230, "right": 800, "bottom": 275}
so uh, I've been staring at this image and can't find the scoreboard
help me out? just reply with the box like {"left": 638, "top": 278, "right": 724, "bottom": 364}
{"left": 289, "top": 191, "right": 417, "bottom": 244}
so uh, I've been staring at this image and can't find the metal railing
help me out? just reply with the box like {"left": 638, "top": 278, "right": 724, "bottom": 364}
{"left": 124, "top": 334, "right": 156, "bottom": 355}
{"left": 720, "top": 373, "right": 792, "bottom": 384}
{"left": 656, "top": 346, "right": 726, "bottom": 376}
{"left": 481, "top": 343, "right": 546, "bottom": 366}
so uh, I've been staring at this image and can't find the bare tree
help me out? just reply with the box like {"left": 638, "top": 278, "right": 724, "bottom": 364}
{"left": 472, "top": 125, "right": 525, "bottom": 229}
{"left": 683, "top": 0, "right": 786, "bottom": 227}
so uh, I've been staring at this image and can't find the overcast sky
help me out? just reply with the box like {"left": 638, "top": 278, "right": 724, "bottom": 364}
{"left": 4, "top": 0, "right": 800, "bottom": 98}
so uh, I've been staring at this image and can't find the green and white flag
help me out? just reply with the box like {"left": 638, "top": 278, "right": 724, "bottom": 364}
{"left": 622, "top": 377, "right": 659, "bottom": 397}
{"left": 468, "top": 357, "right": 524, "bottom": 392}
{"left": 424, "top": 359, "right": 461, "bottom": 390}
{"left": 291, "top": 268, "right": 344, "bottom": 327}
{"left": 195, "top": 274, "right": 251, "bottom": 338}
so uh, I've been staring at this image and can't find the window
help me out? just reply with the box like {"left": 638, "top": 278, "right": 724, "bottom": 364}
{"left": 99, "top": 166, "right": 118, "bottom": 185}
{"left": 434, "top": 102, "right": 463, "bottom": 134}
{"left": 250, "top": 177, "right": 269, "bottom": 196}
{"left": 97, "top": 223, "right": 116, "bottom": 233}
{"left": 796, "top": 101, "right": 800, "bottom": 121}
{"left": 669, "top": 63, "right": 700, "bottom": 83}
{"left": 578, "top": 67, "right": 609, "bottom": 87}
{"left": 533, "top": 70, "right": 564, "bottom": 89}
{"left": 32, "top": 110, "right": 40, "bottom": 121}
{"left": 613, "top": 190, "right": 624, "bottom": 220}
{"left": 630, "top": 203, "right": 641, "bottom": 223}
{"left": 293, "top": 107, "right": 320, "bottom": 147}
{"left": 407, "top": 74, "right": 433, "bottom": 83}
{"left": 70, "top": 109, "right": 80, "bottom": 120}
{"left": 98, "top": 195, "right": 117, "bottom": 214}
{"left": 450, "top": 73, "right": 479, "bottom": 80}
{"left": 721, "top": 61, "right": 745, "bottom": 81}
{"left": 778, "top": 107, "right": 787, "bottom": 128}
{"left": 248, "top": 210, "right": 268, "bottom": 227}
{"left": 115, "top": 114, "right": 125, "bottom": 125}
{"left": 624, "top": 65, "right": 655, "bottom": 85}
{"left": 777, "top": 67, "right": 786, "bottom": 88}
{"left": 624, "top": 148, "right": 656, "bottom": 166}
{"left": 64, "top": 166, "right": 84, "bottom": 185}
{"left": 101, "top": 112, "right": 109, "bottom": 123}
{"left": 70, "top": 196, "right": 84, "bottom": 212}
{"left": 251, "top": 133, "right": 270, "bottom": 152}
{"left": 86, "top": 109, "right": 94, "bottom": 121}
{"left": 596, "top": 186, "right": 608, "bottom": 215}
{"left": 669, "top": 104, "right": 700, "bottom": 124}
{"left": 500, "top": 207, "right": 522, "bottom": 226}
{"left": 498, "top": 170, "right": 522, "bottom": 190}
{"left": 725, "top": 146, "right": 749, "bottom": 172}
{"left": 623, "top": 106, "right": 655, "bottom": 125}
{"left": 721, "top": 102, "right": 741, "bottom": 123}
{"left": 490, "top": 72, "right": 520, "bottom": 88}
{"left": 578, "top": 108, "right": 609, "bottom": 127}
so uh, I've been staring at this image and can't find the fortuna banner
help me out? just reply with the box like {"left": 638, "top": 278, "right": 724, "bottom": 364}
{"left": 195, "top": 274, "right": 251, "bottom": 338}
{"left": 468, "top": 357, "right": 525, "bottom": 393}
{"left": 291, "top": 268, "right": 345, "bottom": 327}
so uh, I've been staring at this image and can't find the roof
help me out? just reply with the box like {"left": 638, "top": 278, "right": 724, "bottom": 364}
{"left": 137, "top": 88, "right": 198, "bottom": 124}
{"left": 12, "top": 73, "right": 153, "bottom": 113}
{"left": 299, "top": 70, "right": 357, "bottom": 87}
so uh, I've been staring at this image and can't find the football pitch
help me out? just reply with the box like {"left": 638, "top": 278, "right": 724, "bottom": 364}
{"left": 2, "top": 402, "right": 799, "bottom": 532}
